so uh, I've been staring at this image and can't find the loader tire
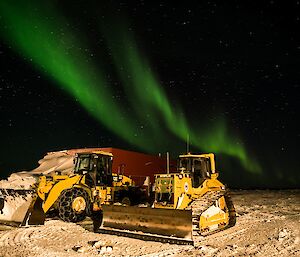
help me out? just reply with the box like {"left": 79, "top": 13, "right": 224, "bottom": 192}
{"left": 91, "top": 210, "right": 103, "bottom": 232}
{"left": 121, "top": 196, "right": 131, "bottom": 206}
{"left": 58, "top": 188, "right": 91, "bottom": 223}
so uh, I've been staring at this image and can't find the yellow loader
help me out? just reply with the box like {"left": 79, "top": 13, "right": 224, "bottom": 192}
{"left": 0, "top": 151, "right": 143, "bottom": 226}
{"left": 101, "top": 153, "right": 236, "bottom": 244}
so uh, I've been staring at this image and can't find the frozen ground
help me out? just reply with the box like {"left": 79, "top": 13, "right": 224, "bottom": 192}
{"left": 0, "top": 190, "right": 299, "bottom": 257}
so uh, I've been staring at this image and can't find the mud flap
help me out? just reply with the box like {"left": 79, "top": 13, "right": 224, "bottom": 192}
{"left": 102, "top": 205, "right": 192, "bottom": 240}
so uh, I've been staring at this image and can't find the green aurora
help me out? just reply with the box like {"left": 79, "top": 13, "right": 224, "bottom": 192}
{"left": 0, "top": 2, "right": 261, "bottom": 173}
{"left": 103, "top": 22, "right": 261, "bottom": 173}
{"left": 0, "top": 2, "right": 154, "bottom": 151}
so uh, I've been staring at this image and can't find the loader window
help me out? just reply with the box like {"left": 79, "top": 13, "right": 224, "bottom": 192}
{"left": 95, "top": 156, "right": 112, "bottom": 186}
{"left": 75, "top": 155, "right": 92, "bottom": 173}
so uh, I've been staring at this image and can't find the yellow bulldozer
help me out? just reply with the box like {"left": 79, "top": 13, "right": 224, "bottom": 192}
{"left": 0, "top": 150, "right": 145, "bottom": 226}
{"left": 101, "top": 153, "right": 236, "bottom": 244}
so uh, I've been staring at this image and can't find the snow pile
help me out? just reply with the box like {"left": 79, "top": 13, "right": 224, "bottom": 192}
{"left": 28, "top": 151, "right": 74, "bottom": 176}
{"left": 0, "top": 173, "right": 37, "bottom": 190}
{"left": 0, "top": 192, "right": 34, "bottom": 222}
{"left": 0, "top": 151, "right": 75, "bottom": 190}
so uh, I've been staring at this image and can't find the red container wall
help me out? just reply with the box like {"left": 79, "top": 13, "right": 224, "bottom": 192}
{"left": 100, "top": 148, "right": 176, "bottom": 183}
{"left": 66, "top": 147, "right": 176, "bottom": 184}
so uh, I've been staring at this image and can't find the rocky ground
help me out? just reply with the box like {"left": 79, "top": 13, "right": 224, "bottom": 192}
{"left": 0, "top": 190, "right": 299, "bottom": 257}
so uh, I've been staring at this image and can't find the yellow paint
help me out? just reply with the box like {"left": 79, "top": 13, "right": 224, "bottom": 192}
{"left": 42, "top": 174, "right": 83, "bottom": 212}
{"left": 112, "top": 173, "right": 135, "bottom": 187}
{"left": 71, "top": 196, "right": 86, "bottom": 212}
{"left": 154, "top": 153, "right": 231, "bottom": 234}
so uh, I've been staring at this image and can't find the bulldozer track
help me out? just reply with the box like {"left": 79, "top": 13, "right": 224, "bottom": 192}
{"left": 191, "top": 190, "right": 236, "bottom": 244}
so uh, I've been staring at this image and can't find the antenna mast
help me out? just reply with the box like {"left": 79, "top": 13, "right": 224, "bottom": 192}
{"left": 166, "top": 152, "right": 170, "bottom": 174}
{"left": 186, "top": 134, "right": 190, "bottom": 153}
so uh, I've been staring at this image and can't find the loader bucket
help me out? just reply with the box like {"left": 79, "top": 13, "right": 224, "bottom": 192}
{"left": 102, "top": 205, "right": 192, "bottom": 240}
{"left": 0, "top": 189, "right": 45, "bottom": 226}
{"left": 21, "top": 194, "right": 45, "bottom": 226}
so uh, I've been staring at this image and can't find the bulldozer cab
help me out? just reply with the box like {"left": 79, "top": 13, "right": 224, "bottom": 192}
{"left": 74, "top": 152, "right": 113, "bottom": 187}
{"left": 178, "top": 153, "right": 215, "bottom": 188}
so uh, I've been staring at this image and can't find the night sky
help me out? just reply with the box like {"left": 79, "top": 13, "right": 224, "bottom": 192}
{"left": 0, "top": 1, "right": 299, "bottom": 188}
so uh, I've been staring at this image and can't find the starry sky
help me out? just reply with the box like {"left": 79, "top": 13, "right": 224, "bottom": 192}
{"left": 0, "top": 1, "right": 299, "bottom": 188}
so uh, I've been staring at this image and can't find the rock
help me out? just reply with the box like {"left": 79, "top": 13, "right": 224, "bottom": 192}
{"left": 99, "top": 246, "right": 107, "bottom": 254}
{"left": 72, "top": 245, "right": 81, "bottom": 251}
{"left": 106, "top": 246, "right": 113, "bottom": 252}
{"left": 94, "top": 241, "right": 105, "bottom": 249}
{"left": 99, "top": 245, "right": 113, "bottom": 254}
{"left": 77, "top": 246, "right": 88, "bottom": 253}
{"left": 72, "top": 245, "right": 88, "bottom": 253}
{"left": 278, "top": 229, "right": 289, "bottom": 241}
{"left": 88, "top": 240, "right": 109, "bottom": 249}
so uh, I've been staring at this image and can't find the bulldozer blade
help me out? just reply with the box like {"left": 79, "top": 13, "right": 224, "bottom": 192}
{"left": 102, "top": 205, "right": 192, "bottom": 240}
{"left": 0, "top": 189, "right": 45, "bottom": 226}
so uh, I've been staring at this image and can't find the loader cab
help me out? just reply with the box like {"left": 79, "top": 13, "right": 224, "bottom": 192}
{"left": 74, "top": 152, "right": 113, "bottom": 187}
{"left": 178, "top": 153, "right": 215, "bottom": 188}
